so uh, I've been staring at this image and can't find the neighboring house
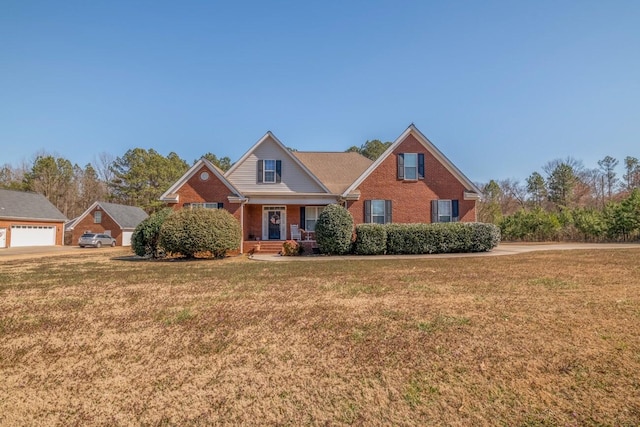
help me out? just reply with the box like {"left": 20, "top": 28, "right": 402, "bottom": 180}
{"left": 0, "top": 188, "right": 67, "bottom": 248}
{"left": 66, "top": 202, "right": 148, "bottom": 246}
{"left": 160, "top": 124, "right": 482, "bottom": 253}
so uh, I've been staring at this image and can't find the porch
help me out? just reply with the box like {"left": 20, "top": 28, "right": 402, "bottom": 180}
{"left": 242, "top": 204, "right": 322, "bottom": 254}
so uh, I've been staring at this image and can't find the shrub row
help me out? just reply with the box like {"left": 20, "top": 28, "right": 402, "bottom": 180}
{"left": 352, "top": 222, "right": 500, "bottom": 255}
{"left": 132, "top": 208, "right": 241, "bottom": 259}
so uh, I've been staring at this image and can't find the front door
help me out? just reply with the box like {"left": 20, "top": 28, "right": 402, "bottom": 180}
{"left": 262, "top": 206, "right": 286, "bottom": 240}
{"left": 0, "top": 228, "right": 6, "bottom": 248}
{"left": 268, "top": 210, "right": 281, "bottom": 239}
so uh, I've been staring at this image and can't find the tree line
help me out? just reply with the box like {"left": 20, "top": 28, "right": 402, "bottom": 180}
{"left": 0, "top": 140, "right": 389, "bottom": 219}
{"left": 0, "top": 149, "right": 233, "bottom": 218}
{"left": 478, "top": 156, "right": 640, "bottom": 242}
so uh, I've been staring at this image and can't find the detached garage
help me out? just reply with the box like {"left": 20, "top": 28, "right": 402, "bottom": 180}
{"left": 0, "top": 189, "right": 67, "bottom": 248}
{"left": 66, "top": 201, "right": 148, "bottom": 247}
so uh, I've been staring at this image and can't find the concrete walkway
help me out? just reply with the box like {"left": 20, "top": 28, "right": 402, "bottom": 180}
{"left": 251, "top": 242, "right": 640, "bottom": 262}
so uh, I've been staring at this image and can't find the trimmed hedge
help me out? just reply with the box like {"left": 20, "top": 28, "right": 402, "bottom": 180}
{"left": 159, "top": 208, "right": 241, "bottom": 258}
{"left": 315, "top": 204, "right": 354, "bottom": 255}
{"left": 353, "top": 224, "right": 387, "bottom": 255}
{"left": 382, "top": 222, "right": 500, "bottom": 255}
{"left": 131, "top": 208, "right": 172, "bottom": 258}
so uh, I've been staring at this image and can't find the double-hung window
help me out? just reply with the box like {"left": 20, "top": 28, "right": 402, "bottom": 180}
{"left": 185, "top": 202, "right": 223, "bottom": 209}
{"left": 257, "top": 160, "right": 282, "bottom": 183}
{"left": 303, "top": 206, "right": 324, "bottom": 231}
{"left": 263, "top": 160, "right": 276, "bottom": 183}
{"left": 94, "top": 211, "right": 102, "bottom": 223}
{"left": 397, "top": 153, "right": 425, "bottom": 180}
{"left": 364, "top": 200, "right": 392, "bottom": 224}
{"left": 431, "top": 199, "right": 459, "bottom": 223}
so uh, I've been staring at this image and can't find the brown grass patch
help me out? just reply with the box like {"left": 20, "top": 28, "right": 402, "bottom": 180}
{"left": 1, "top": 249, "right": 639, "bottom": 425}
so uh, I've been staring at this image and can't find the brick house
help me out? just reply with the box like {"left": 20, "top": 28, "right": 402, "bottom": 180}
{"left": 160, "top": 124, "right": 482, "bottom": 253}
{"left": 66, "top": 201, "right": 148, "bottom": 246}
{"left": 0, "top": 188, "right": 67, "bottom": 247}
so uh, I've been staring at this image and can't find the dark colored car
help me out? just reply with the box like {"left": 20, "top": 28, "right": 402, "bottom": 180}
{"left": 78, "top": 233, "right": 116, "bottom": 248}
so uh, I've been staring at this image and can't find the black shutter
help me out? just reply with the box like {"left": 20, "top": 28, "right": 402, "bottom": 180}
{"left": 300, "top": 206, "right": 306, "bottom": 229}
{"left": 397, "top": 154, "right": 404, "bottom": 180}
{"left": 276, "top": 160, "right": 282, "bottom": 183}
{"left": 418, "top": 153, "right": 425, "bottom": 179}
{"left": 257, "top": 160, "right": 263, "bottom": 183}
{"left": 218, "top": 202, "right": 224, "bottom": 209}
{"left": 431, "top": 200, "right": 439, "bottom": 223}
{"left": 385, "top": 200, "right": 392, "bottom": 224}
{"left": 452, "top": 200, "right": 459, "bottom": 221}
{"left": 364, "top": 200, "right": 372, "bottom": 223}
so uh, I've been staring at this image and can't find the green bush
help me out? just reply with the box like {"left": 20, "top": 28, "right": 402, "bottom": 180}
{"left": 353, "top": 224, "right": 387, "bottom": 255}
{"left": 131, "top": 208, "right": 172, "bottom": 258}
{"left": 499, "top": 208, "right": 561, "bottom": 241}
{"left": 159, "top": 208, "right": 241, "bottom": 258}
{"left": 315, "top": 204, "right": 354, "bottom": 255}
{"left": 383, "top": 222, "right": 500, "bottom": 254}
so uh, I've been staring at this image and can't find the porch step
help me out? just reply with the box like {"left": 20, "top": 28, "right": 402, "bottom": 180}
{"left": 245, "top": 240, "right": 284, "bottom": 255}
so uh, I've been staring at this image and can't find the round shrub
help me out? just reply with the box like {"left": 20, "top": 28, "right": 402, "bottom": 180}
{"left": 315, "top": 204, "right": 354, "bottom": 255}
{"left": 353, "top": 224, "right": 387, "bottom": 255}
{"left": 131, "top": 208, "right": 172, "bottom": 258}
{"left": 159, "top": 208, "right": 241, "bottom": 258}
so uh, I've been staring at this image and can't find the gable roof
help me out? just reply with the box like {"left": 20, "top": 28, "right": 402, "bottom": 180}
{"left": 343, "top": 124, "right": 483, "bottom": 196}
{"left": 0, "top": 189, "right": 67, "bottom": 221}
{"left": 224, "top": 131, "right": 332, "bottom": 193}
{"left": 293, "top": 152, "right": 373, "bottom": 194}
{"left": 160, "top": 158, "right": 244, "bottom": 203}
{"left": 67, "top": 202, "right": 148, "bottom": 230}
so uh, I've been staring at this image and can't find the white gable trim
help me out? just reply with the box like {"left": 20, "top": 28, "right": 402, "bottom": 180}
{"left": 160, "top": 158, "right": 244, "bottom": 203}
{"left": 66, "top": 201, "right": 126, "bottom": 231}
{"left": 224, "top": 131, "right": 332, "bottom": 194}
{"left": 343, "top": 124, "right": 482, "bottom": 196}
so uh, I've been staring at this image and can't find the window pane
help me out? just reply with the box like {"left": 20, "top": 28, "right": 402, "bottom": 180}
{"left": 405, "top": 167, "right": 417, "bottom": 180}
{"left": 264, "top": 171, "right": 275, "bottom": 182}
{"left": 264, "top": 160, "right": 276, "bottom": 171}
{"left": 306, "top": 219, "right": 317, "bottom": 231}
{"left": 372, "top": 216, "right": 385, "bottom": 224}
{"left": 438, "top": 200, "right": 451, "bottom": 216}
{"left": 371, "top": 200, "right": 385, "bottom": 216}
{"left": 403, "top": 154, "right": 417, "bottom": 180}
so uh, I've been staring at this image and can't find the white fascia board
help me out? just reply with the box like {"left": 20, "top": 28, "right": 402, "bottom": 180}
{"left": 342, "top": 124, "right": 482, "bottom": 196}
{"left": 160, "top": 158, "right": 244, "bottom": 202}
{"left": 224, "top": 131, "right": 332, "bottom": 194}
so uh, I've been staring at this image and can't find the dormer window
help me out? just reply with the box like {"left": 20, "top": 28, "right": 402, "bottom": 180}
{"left": 257, "top": 160, "right": 282, "bottom": 184}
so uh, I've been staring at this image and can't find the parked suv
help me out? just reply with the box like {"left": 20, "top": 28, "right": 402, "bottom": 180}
{"left": 78, "top": 233, "right": 116, "bottom": 248}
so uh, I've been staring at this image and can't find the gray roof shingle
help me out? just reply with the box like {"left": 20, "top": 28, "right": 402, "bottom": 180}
{"left": 0, "top": 189, "right": 68, "bottom": 221}
{"left": 98, "top": 202, "right": 148, "bottom": 229}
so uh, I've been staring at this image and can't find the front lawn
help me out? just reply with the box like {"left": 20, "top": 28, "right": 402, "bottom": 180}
{"left": 1, "top": 249, "right": 639, "bottom": 425}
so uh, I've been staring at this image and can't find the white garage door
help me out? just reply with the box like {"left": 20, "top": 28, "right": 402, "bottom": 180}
{"left": 11, "top": 225, "right": 56, "bottom": 247}
{"left": 122, "top": 231, "right": 133, "bottom": 246}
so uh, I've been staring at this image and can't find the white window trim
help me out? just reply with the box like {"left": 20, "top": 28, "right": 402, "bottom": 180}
{"left": 404, "top": 153, "right": 418, "bottom": 181}
{"left": 94, "top": 211, "right": 102, "bottom": 224}
{"left": 304, "top": 206, "right": 324, "bottom": 231}
{"left": 371, "top": 200, "right": 386, "bottom": 224}
{"left": 437, "top": 199, "right": 452, "bottom": 223}
{"left": 186, "top": 203, "right": 220, "bottom": 209}
{"left": 263, "top": 160, "right": 276, "bottom": 184}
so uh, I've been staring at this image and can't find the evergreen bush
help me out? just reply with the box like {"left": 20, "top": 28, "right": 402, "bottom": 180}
{"left": 159, "top": 208, "right": 241, "bottom": 258}
{"left": 315, "top": 204, "right": 354, "bottom": 255}
{"left": 131, "top": 208, "right": 172, "bottom": 258}
{"left": 382, "top": 222, "right": 499, "bottom": 254}
{"left": 353, "top": 224, "right": 387, "bottom": 255}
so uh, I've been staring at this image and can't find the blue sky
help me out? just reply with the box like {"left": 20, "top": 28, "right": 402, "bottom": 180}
{"left": 2, "top": 0, "right": 639, "bottom": 183}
